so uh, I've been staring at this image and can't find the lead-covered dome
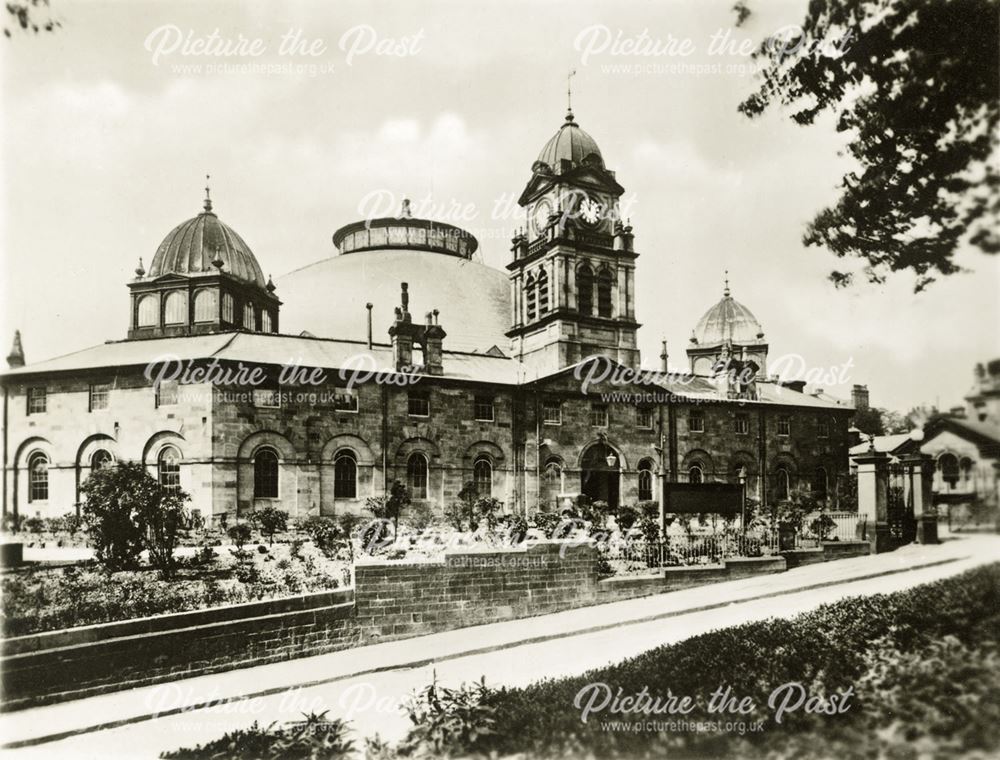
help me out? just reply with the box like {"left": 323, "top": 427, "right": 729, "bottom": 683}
{"left": 148, "top": 196, "right": 266, "bottom": 287}
{"left": 535, "top": 110, "right": 604, "bottom": 171}
{"left": 692, "top": 282, "right": 765, "bottom": 346}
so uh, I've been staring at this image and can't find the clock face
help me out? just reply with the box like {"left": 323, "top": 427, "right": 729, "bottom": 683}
{"left": 532, "top": 200, "right": 552, "bottom": 236}
{"left": 579, "top": 195, "right": 603, "bottom": 227}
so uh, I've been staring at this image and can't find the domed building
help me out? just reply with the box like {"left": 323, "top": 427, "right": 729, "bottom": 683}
{"left": 128, "top": 188, "right": 281, "bottom": 340}
{"left": 278, "top": 202, "right": 509, "bottom": 353}
{"left": 2, "top": 108, "right": 856, "bottom": 526}
{"left": 687, "top": 276, "right": 768, "bottom": 376}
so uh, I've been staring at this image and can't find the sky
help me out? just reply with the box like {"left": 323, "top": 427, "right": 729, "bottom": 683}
{"left": 1, "top": 0, "right": 998, "bottom": 414}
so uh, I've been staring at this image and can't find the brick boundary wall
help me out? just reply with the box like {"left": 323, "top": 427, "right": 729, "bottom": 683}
{"left": 0, "top": 540, "right": 870, "bottom": 710}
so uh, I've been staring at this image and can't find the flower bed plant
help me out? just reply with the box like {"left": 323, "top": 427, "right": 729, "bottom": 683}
{"left": 1, "top": 540, "right": 350, "bottom": 637}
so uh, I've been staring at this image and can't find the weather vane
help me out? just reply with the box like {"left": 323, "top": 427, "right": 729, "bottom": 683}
{"left": 204, "top": 173, "right": 212, "bottom": 212}
{"left": 567, "top": 69, "right": 576, "bottom": 116}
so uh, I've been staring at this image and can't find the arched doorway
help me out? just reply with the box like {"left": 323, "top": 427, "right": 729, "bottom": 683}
{"left": 580, "top": 440, "right": 621, "bottom": 508}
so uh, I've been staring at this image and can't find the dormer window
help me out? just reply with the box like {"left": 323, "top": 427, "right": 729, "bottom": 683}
{"left": 193, "top": 290, "right": 217, "bottom": 322}
{"left": 243, "top": 303, "right": 255, "bottom": 330}
{"left": 137, "top": 294, "right": 159, "bottom": 327}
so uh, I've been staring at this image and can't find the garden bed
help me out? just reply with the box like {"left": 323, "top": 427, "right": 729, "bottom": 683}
{"left": 0, "top": 540, "right": 350, "bottom": 637}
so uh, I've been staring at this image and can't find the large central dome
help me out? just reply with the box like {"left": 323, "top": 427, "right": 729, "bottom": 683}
{"left": 535, "top": 110, "right": 604, "bottom": 171}
{"left": 278, "top": 205, "right": 509, "bottom": 352}
{"left": 693, "top": 282, "right": 765, "bottom": 346}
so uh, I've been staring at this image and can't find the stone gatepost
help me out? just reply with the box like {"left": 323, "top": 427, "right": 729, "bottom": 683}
{"left": 905, "top": 453, "right": 938, "bottom": 544}
{"left": 853, "top": 449, "right": 891, "bottom": 553}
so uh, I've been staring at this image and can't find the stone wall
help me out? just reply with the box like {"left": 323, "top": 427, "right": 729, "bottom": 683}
{"left": 353, "top": 542, "right": 599, "bottom": 642}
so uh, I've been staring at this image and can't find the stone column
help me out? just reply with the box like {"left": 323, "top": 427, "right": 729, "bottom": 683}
{"left": 905, "top": 452, "right": 938, "bottom": 544}
{"left": 853, "top": 450, "right": 891, "bottom": 553}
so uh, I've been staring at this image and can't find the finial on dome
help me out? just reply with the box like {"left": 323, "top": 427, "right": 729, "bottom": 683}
{"left": 723, "top": 270, "right": 730, "bottom": 297}
{"left": 401, "top": 198, "right": 412, "bottom": 219}
{"left": 203, "top": 174, "right": 213, "bottom": 213}
{"left": 135, "top": 257, "right": 145, "bottom": 277}
{"left": 266, "top": 274, "right": 276, "bottom": 293}
{"left": 211, "top": 248, "right": 225, "bottom": 271}
{"left": 565, "top": 68, "right": 577, "bottom": 123}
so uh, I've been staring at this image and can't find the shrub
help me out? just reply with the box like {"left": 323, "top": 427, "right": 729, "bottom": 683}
{"left": 250, "top": 506, "right": 288, "bottom": 546}
{"left": 404, "top": 500, "right": 435, "bottom": 532}
{"left": 161, "top": 712, "right": 355, "bottom": 759}
{"left": 809, "top": 512, "right": 837, "bottom": 541}
{"left": 530, "top": 511, "right": 562, "bottom": 538}
{"left": 22, "top": 516, "right": 45, "bottom": 534}
{"left": 226, "top": 523, "right": 252, "bottom": 551}
{"left": 366, "top": 480, "right": 410, "bottom": 535}
{"left": 637, "top": 500, "right": 660, "bottom": 521}
{"left": 497, "top": 514, "right": 528, "bottom": 545}
{"left": 474, "top": 497, "right": 503, "bottom": 531}
{"left": 395, "top": 675, "right": 497, "bottom": 758}
{"left": 359, "top": 518, "right": 394, "bottom": 555}
{"left": 300, "top": 516, "right": 340, "bottom": 558}
{"left": 615, "top": 505, "right": 639, "bottom": 531}
{"left": 81, "top": 461, "right": 189, "bottom": 576}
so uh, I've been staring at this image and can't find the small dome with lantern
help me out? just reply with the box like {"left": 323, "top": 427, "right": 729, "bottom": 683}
{"left": 127, "top": 179, "right": 280, "bottom": 340}
{"left": 687, "top": 275, "right": 768, "bottom": 375}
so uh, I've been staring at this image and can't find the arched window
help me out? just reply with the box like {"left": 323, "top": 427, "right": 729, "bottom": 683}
{"left": 407, "top": 453, "right": 428, "bottom": 500}
{"left": 544, "top": 458, "right": 563, "bottom": 486}
{"left": 28, "top": 452, "right": 49, "bottom": 502}
{"left": 473, "top": 455, "right": 493, "bottom": 498}
{"left": 164, "top": 291, "right": 187, "bottom": 324}
{"left": 537, "top": 269, "right": 549, "bottom": 315}
{"left": 193, "top": 290, "right": 217, "bottom": 322}
{"left": 91, "top": 449, "right": 114, "bottom": 471}
{"left": 688, "top": 462, "right": 704, "bottom": 484}
{"left": 222, "top": 293, "right": 235, "bottom": 323}
{"left": 597, "top": 269, "right": 613, "bottom": 317}
{"left": 577, "top": 265, "right": 594, "bottom": 315}
{"left": 638, "top": 458, "right": 654, "bottom": 501}
{"left": 334, "top": 450, "right": 357, "bottom": 499}
{"left": 774, "top": 466, "right": 791, "bottom": 501}
{"left": 525, "top": 272, "right": 537, "bottom": 322}
{"left": 243, "top": 303, "right": 255, "bottom": 331}
{"left": 960, "top": 457, "right": 974, "bottom": 484}
{"left": 261, "top": 310, "right": 273, "bottom": 333}
{"left": 137, "top": 295, "right": 158, "bottom": 327}
{"left": 157, "top": 446, "right": 181, "bottom": 493}
{"left": 253, "top": 448, "right": 279, "bottom": 498}
{"left": 813, "top": 466, "right": 828, "bottom": 501}
{"left": 938, "top": 453, "right": 960, "bottom": 486}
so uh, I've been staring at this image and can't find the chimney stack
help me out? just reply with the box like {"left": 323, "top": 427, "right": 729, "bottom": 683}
{"left": 423, "top": 309, "right": 446, "bottom": 376}
{"left": 851, "top": 384, "right": 870, "bottom": 411}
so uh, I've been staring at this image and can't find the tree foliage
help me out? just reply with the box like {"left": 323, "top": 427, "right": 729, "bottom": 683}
{"left": 4, "top": 0, "right": 60, "bottom": 38}
{"left": 740, "top": 0, "right": 999, "bottom": 291}
{"left": 80, "top": 461, "right": 189, "bottom": 577}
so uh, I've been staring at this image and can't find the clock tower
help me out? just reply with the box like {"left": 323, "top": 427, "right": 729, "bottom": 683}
{"left": 507, "top": 108, "right": 640, "bottom": 372}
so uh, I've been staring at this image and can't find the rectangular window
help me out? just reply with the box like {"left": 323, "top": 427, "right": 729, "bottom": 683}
{"left": 408, "top": 389, "right": 430, "bottom": 417}
{"left": 590, "top": 403, "right": 609, "bottom": 427}
{"left": 155, "top": 380, "right": 178, "bottom": 408}
{"left": 473, "top": 395, "right": 495, "bottom": 422}
{"left": 777, "top": 416, "right": 791, "bottom": 436}
{"left": 27, "top": 387, "right": 47, "bottom": 415}
{"left": 542, "top": 400, "right": 562, "bottom": 425}
{"left": 735, "top": 413, "right": 749, "bottom": 435}
{"left": 333, "top": 388, "right": 359, "bottom": 413}
{"left": 89, "top": 383, "right": 111, "bottom": 412}
{"left": 636, "top": 405, "right": 654, "bottom": 429}
{"left": 253, "top": 388, "right": 281, "bottom": 408}
{"left": 818, "top": 417, "right": 830, "bottom": 438}
{"left": 688, "top": 410, "right": 704, "bottom": 433}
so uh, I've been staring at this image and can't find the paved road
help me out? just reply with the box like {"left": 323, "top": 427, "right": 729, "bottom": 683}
{"left": 3, "top": 534, "right": 997, "bottom": 759}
